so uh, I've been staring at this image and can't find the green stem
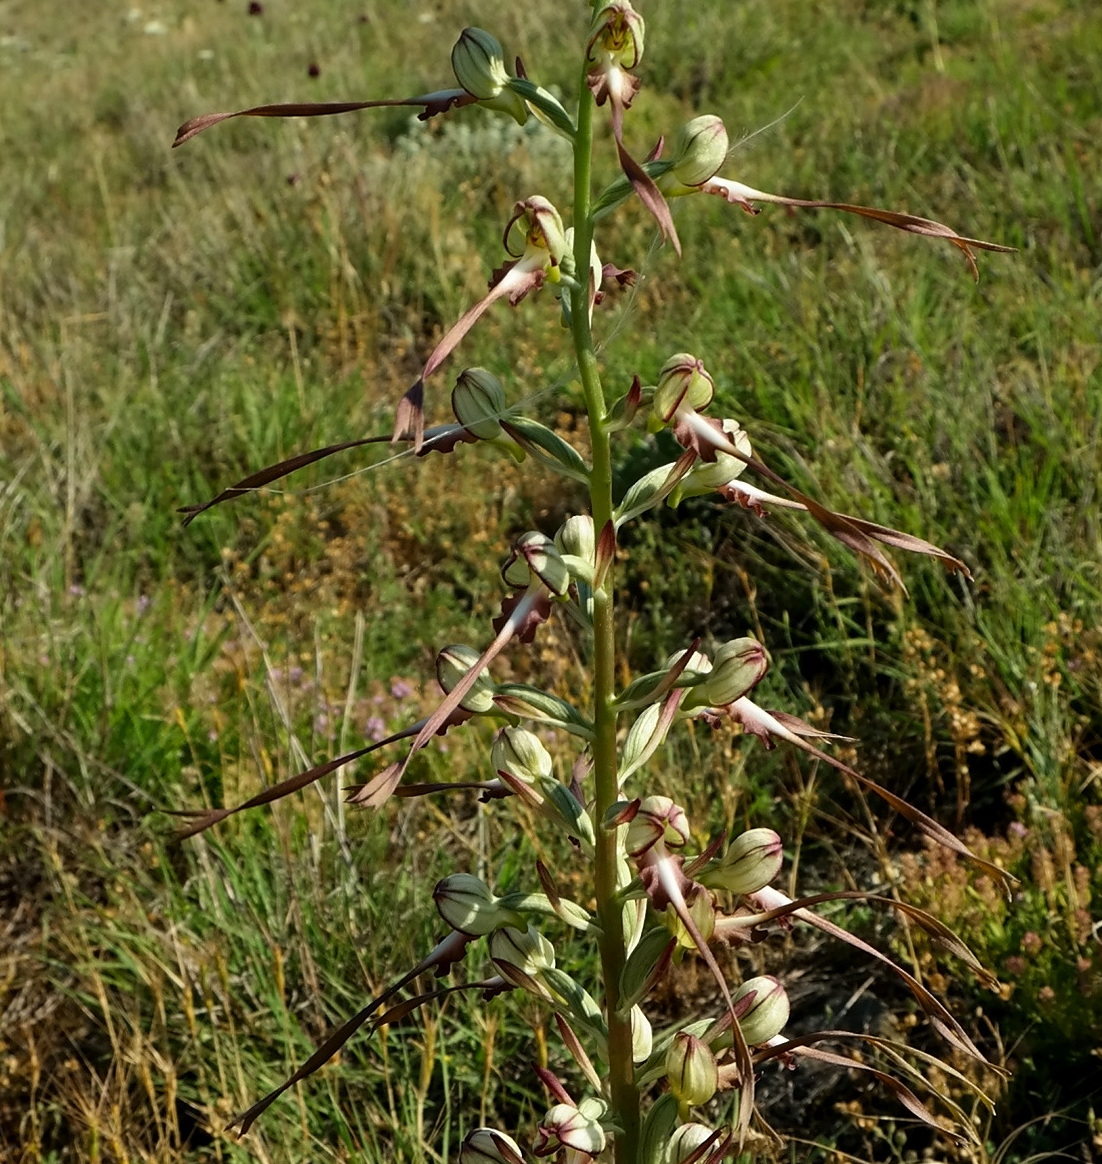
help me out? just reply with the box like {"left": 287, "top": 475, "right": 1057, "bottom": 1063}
{"left": 571, "top": 65, "right": 641, "bottom": 1164}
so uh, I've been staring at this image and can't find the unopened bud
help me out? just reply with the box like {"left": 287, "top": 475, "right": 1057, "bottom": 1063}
{"left": 555, "top": 514, "right": 596, "bottom": 568}
{"left": 451, "top": 28, "right": 527, "bottom": 124}
{"left": 433, "top": 873, "right": 519, "bottom": 936}
{"left": 436, "top": 644, "right": 497, "bottom": 713}
{"left": 692, "top": 637, "right": 767, "bottom": 707}
{"left": 665, "top": 115, "right": 730, "bottom": 191}
{"left": 452, "top": 368, "right": 507, "bottom": 440}
{"left": 666, "top": 1031, "right": 718, "bottom": 1108}
{"left": 625, "top": 795, "right": 690, "bottom": 856}
{"left": 665, "top": 1122, "right": 717, "bottom": 1164}
{"left": 652, "top": 353, "right": 714, "bottom": 423}
{"left": 459, "top": 1127, "right": 526, "bottom": 1164}
{"left": 491, "top": 727, "right": 553, "bottom": 784}
{"left": 699, "top": 827, "right": 784, "bottom": 895}
{"left": 489, "top": 925, "right": 556, "bottom": 991}
{"left": 734, "top": 975, "right": 789, "bottom": 1045}
{"left": 502, "top": 531, "right": 571, "bottom": 596}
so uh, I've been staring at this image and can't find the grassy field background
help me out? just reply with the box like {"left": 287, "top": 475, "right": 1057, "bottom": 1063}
{"left": 1, "top": 0, "right": 1099, "bottom": 1161}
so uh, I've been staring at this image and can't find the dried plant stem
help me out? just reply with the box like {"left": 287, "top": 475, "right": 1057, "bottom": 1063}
{"left": 571, "top": 73, "right": 641, "bottom": 1164}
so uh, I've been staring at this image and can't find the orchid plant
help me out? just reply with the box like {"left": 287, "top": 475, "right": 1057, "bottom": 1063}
{"left": 173, "top": 5, "right": 1015, "bottom": 1162}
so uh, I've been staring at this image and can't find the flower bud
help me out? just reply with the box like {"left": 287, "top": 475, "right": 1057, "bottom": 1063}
{"left": 538, "top": 1097, "right": 608, "bottom": 1158}
{"left": 693, "top": 637, "right": 767, "bottom": 707}
{"left": 652, "top": 353, "right": 715, "bottom": 423}
{"left": 554, "top": 514, "right": 596, "bottom": 569}
{"left": 452, "top": 368, "right": 507, "bottom": 440}
{"left": 451, "top": 28, "right": 510, "bottom": 99}
{"left": 733, "top": 975, "right": 790, "bottom": 1045}
{"left": 665, "top": 1122, "right": 717, "bottom": 1164}
{"left": 489, "top": 925, "right": 556, "bottom": 991}
{"left": 433, "top": 873, "right": 519, "bottom": 936}
{"left": 436, "top": 644, "right": 497, "bottom": 713}
{"left": 664, "top": 115, "right": 730, "bottom": 191}
{"left": 682, "top": 418, "right": 753, "bottom": 491}
{"left": 625, "top": 795, "right": 690, "bottom": 857}
{"left": 502, "top": 531, "right": 571, "bottom": 596}
{"left": 491, "top": 727, "right": 553, "bottom": 784}
{"left": 665, "top": 1032, "right": 718, "bottom": 1109}
{"left": 451, "top": 28, "right": 527, "bottom": 124}
{"left": 459, "top": 1127, "right": 526, "bottom": 1164}
{"left": 699, "top": 827, "right": 784, "bottom": 896}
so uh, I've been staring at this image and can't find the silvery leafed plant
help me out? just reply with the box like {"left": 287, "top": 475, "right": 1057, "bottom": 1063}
{"left": 173, "top": 5, "right": 1014, "bottom": 1161}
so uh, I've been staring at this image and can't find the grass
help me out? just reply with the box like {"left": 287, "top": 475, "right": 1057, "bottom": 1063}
{"left": 1, "top": 0, "right": 1099, "bottom": 1160}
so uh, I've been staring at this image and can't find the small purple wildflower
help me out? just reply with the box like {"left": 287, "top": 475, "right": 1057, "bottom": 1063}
{"left": 390, "top": 679, "right": 414, "bottom": 699}
{"left": 365, "top": 715, "right": 387, "bottom": 742}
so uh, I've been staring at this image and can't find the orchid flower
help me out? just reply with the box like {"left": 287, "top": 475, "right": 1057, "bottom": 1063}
{"left": 395, "top": 196, "right": 569, "bottom": 448}
{"left": 615, "top": 795, "right": 758, "bottom": 1137}
{"left": 645, "top": 371, "right": 972, "bottom": 588}
{"left": 586, "top": 1, "right": 681, "bottom": 253}
{"left": 655, "top": 114, "right": 1015, "bottom": 279}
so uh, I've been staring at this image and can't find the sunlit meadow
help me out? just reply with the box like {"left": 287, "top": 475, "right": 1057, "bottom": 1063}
{"left": 0, "top": 2, "right": 1099, "bottom": 1162}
